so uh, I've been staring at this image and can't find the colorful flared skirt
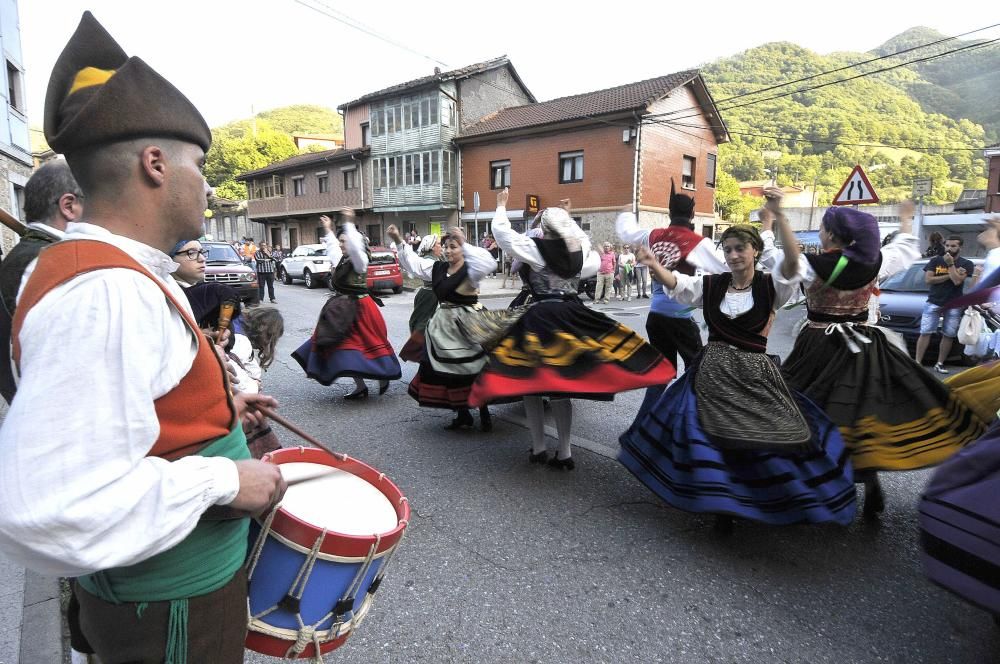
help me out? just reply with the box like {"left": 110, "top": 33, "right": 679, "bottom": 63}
{"left": 782, "top": 326, "right": 985, "bottom": 472}
{"left": 618, "top": 346, "right": 855, "bottom": 526}
{"left": 467, "top": 299, "right": 674, "bottom": 407}
{"left": 292, "top": 295, "right": 401, "bottom": 384}
{"left": 407, "top": 303, "right": 487, "bottom": 409}
{"left": 944, "top": 360, "right": 1000, "bottom": 424}
{"left": 400, "top": 287, "right": 439, "bottom": 363}
{"left": 920, "top": 421, "right": 1000, "bottom": 614}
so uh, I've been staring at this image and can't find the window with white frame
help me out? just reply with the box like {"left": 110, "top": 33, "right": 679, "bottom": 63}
{"left": 361, "top": 123, "right": 371, "bottom": 146}
{"left": 343, "top": 169, "right": 357, "bottom": 190}
{"left": 370, "top": 109, "right": 383, "bottom": 137}
{"left": 490, "top": 159, "right": 511, "bottom": 189}
{"left": 317, "top": 172, "right": 330, "bottom": 193}
{"left": 706, "top": 153, "right": 717, "bottom": 188}
{"left": 559, "top": 151, "right": 584, "bottom": 183}
{"left": 441, "top": 100, "right": 456, "bottom": 127}
{"left": 386, "top": 106, "right": 400, "bottom": 134}
{"left": 6, "top": 61, "right": 24, "bottom": 113}
{"left": 682, "top": 155, "right": 696, "bottom": 189}
{"left": 443, "top": 151, "right": 454, "bottom": 184}
{"left": 292, "top": 176, "right": 305, "bottom": 196}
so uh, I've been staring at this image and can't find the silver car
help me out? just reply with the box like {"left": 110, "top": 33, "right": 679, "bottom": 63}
{"left": 278, "top": 244, "right": 332, "bottom": 289}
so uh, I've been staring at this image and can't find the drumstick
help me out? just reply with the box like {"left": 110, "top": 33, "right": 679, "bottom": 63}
{"left": 0, "top": 207, "right": 27, "bottom": 237}
{"left": 257, "top": 405, "right": 344, "bottom": 460}
{"left": 202, "top": 466, "right": 338, "bottom": 520}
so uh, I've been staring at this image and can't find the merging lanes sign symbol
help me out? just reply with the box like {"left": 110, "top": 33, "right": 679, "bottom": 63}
{"left": 832, "top": 165, "right": 880, "bottom": 206}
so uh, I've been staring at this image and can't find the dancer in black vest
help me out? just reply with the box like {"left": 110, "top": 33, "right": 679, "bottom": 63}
{"left": 388, "top": 224, "right": 496, "bottom": 431}
{"left": 293, "top": 210, "right": 401, "bottom": 398}
{"left": 619, "top": 224, "right": 855, "bottom": 530}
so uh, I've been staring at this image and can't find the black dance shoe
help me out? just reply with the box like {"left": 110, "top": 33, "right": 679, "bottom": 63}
{"left": 528, "top": 450, "right": 549, "bottom": 464}
{"left": 479, "top": 407, "right": 493, "bottom": 432}
{"left": 713, "top": 515, "right": 735, "bottom": 535}
{"left": 863, "top": 477, "right": 885, "bottom": 520}
{"left": 444, "top": 409, "right": 474, "bottom": 430}
{"left": 344, "top": 387, "right": 369, "bottom": 401}
{"left": 547, "top": 455, "right": 575, "bottom": 470}
{"left": 378, "top": 380, "right": 390, "bottom": 395}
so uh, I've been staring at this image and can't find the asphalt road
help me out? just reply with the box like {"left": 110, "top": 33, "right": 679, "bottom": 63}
{"left": 242, "top": 282, "right": 997, "bottom": 663}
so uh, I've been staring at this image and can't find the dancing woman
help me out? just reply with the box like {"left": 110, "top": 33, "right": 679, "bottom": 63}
{"left": 387, "top": 224, "right": 496, "bottom": 431}
{"left": 469, "top": 189, "right": 674, "bottom": 469}
{"left": 292, "top": 210, "right": 401, "bottom": 399}
{"left": 399, "top": 233, "right": 443, "bottom": 362}
{"left": 769, "top": 190, "right": 986, "bottom": 518}
{"left": 618, "top": 223, "right": 856, "bottom": 528}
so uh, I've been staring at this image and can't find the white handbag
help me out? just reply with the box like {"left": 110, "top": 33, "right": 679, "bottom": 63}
{"left": 957, "top": 307, "right": 984, "bottom": 346}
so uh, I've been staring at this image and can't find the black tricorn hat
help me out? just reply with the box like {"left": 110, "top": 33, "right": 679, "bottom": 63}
{"left": 44, "top": 12, "right": 212, "bottom": 155}
{"left": 669, "top": 178, "right": 695, "bottom": 219}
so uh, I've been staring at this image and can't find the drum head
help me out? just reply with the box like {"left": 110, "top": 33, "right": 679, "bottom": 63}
{"left": 279, "top": 462, "right": 399, "bottom": 536}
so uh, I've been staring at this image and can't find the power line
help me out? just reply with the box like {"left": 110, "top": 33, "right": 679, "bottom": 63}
{"left": 651, "top": 36, "right": 1000, "bottom": 126}
{"left": 646, "top": 118, "right": 992, "bottom": 152}
{"left": 293, "top": 0, "right": 449, "bottom": 68}
{"left": 648, "top": 22, "right": 1000, "bottom": 121}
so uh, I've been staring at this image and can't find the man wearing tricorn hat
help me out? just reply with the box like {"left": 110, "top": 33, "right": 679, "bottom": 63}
{"left": 0, "top": 12, "right": 285, "bottom": 662}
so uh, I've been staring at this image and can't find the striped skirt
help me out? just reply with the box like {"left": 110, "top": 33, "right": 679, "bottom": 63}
{"left": 920, "top": 421, "right": 1000, "bottom": 614}
{"left": 292, "top": 295, "right": 402, "bottom": 384}
{"left": 782, "top": 326, "right": 985, "bottom": 472}
{"left": 618, "top": 344, "right": 856, "bottom": 526}
{"left": 407, "top": 304, "right": 488, "bottom": 409}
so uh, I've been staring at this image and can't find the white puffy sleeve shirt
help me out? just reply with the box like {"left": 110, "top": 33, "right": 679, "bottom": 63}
{"left": 0, "top": 223, "right": 241, "bottom": 577}
{"left": 324, "top": 222, "right": 369, "bottom": 274}
{"left": 493, "top": 206, "right": 597, "bottom": 278}
{"left": 667, "top": 272, "right": 799, "bottom": 313}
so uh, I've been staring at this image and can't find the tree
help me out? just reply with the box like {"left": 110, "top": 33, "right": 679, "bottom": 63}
{"left": 714, "top": 171, "right": 762, "bottom": 223}
{"left": 205, "top": 120, "right": 297, "bottom": 199}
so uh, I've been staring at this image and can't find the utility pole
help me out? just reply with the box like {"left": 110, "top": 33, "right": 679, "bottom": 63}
{"left": 807, "top": 175, "right": 818, "bottom": 230}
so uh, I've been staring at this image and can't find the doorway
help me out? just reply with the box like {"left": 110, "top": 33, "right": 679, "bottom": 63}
{"left": 288, "top": 227, "right": 299, "bottom": 250}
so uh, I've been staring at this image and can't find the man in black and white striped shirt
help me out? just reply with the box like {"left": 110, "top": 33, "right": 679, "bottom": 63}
{"left": 255, "top": 244, "right": 277, "bottom": 303}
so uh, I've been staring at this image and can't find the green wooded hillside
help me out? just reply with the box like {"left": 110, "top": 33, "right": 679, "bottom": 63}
{"left": 701, "top": 29, "right": 993, "bottom": 214}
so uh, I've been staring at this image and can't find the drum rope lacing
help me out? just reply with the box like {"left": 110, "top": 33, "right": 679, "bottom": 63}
{"left": 247, "top": 504, "right": 390, "bottom": 661}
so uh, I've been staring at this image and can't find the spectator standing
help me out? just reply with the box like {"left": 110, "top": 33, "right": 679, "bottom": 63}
{"left": 924, "top": 232, "right": 946, "bottom": 258}
{"left": 595, "top": 242, "right": 615, "bottom": 303}
{"left": 255, "top": 243, "right": 277, "bottom": 303}
{"left": 915, "top": 236, "right": 975, "bottom": 373}
{"left": 619, "top": 244, "right": 636, "bottom": 301}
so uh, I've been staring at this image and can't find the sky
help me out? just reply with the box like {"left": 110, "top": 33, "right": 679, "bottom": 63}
{"left": 18, "top": 1, "right": 1000, "bottom": 130}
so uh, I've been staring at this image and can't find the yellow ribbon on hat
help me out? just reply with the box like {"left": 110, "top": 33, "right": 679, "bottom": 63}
{"left": 68, "top": 66, "right": 116, "bottom": 95}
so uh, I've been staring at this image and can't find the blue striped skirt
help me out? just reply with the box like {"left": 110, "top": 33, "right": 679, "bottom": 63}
{"left": 619, "top": 352, "right": 856, "bottom": 526}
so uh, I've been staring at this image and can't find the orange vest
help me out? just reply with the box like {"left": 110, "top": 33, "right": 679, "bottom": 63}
{"left": 12, "top": 240, "right": 236, "bottom": 460}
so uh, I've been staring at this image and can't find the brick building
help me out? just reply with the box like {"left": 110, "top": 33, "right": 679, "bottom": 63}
{"left": 454, "top": 70, "right": 728, "bottom": 244}
{"left": 238, "top": 147, "right": 369, "bottom": 250}
{"left": 986, "top": 143, "right": 1000, "bottom": 214}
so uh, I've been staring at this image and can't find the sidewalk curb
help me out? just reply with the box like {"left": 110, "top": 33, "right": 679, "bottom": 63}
{"left": 20, "top": 570, "right": 66, "bottom": 663}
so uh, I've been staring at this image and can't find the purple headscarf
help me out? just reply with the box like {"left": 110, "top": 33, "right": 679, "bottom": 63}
{"left": 821, "top": 207, "right": 880, "bottom": 264}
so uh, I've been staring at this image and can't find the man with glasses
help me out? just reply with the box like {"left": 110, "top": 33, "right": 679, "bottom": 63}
{"left": 0, "top": 160, "right": 83, "bottom": 404}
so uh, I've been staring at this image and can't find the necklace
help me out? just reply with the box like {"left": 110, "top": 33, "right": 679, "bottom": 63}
{"left": 730, "top": 277, "right": 753, "bottom": 291}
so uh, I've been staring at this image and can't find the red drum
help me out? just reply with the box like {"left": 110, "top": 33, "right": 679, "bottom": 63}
{"left": 245, "top": 447, "right": 409, "bottom": 659}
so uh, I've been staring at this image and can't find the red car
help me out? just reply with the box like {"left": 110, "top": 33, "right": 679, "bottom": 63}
{"left": 327, "top": 246, "right": 403, "bottom": 294}
{"left": 367, "top": 246, "right": 404, "bottom": 293}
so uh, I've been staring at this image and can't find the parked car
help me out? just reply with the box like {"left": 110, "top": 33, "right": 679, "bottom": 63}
{"left": 278, "top": 243, "right": 332, "bottom": 289}
{"left": 877, "top": 257, "right": 983, "bottom": 365}
{"left": 202, "top": 241, "right": 259, "bottom": 305}
{"left": 326, "top": 246, "right": 404, "bottom": 294}
{"left": 367, "top": 246, "right": 404, "bottom": 294}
